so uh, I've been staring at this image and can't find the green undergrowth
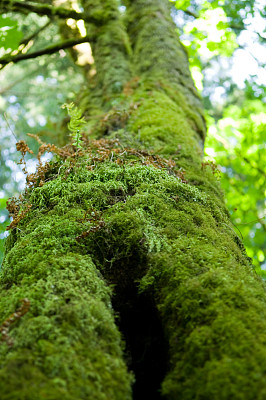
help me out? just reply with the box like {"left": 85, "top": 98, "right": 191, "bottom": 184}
{"left": 1, "top": 149, "right": 266, "bottom": 399}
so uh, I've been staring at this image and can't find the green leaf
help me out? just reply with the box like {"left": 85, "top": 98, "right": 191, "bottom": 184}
{"left": 206, "top": 41, "right": 218, "bottom": 51}
{"left": 0, "top": 16, "right": 23, "bottom": 51}
{"left": 174, "top": 0, "right": 191, "bottom": 10}
{"left": 216, "top": 21, "right": 227, "bottom": 30}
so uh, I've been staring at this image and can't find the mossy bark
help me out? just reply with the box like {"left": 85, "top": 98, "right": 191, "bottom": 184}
{"left": 1, "top": 1, "right": 266, "bottom": 399}
{"left": 81, "top": 0, "right": 132, "bottom": 100}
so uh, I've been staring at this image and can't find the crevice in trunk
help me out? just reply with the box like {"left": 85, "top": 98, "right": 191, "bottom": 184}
{"left": 100, "top": 255, "right": 168, "bottom": 399}
{"left": 115, "top": 287, "right": 168, "bottom": 399}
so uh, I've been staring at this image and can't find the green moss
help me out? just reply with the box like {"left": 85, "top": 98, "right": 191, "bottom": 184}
{"left": 125, "top": 0, "right": 206, "bottom": 140}
{"left": 0, "top": 253, "right": 133, "bottom": 400}
{"left": 82, "top": 0, "right": 131, "bottom": 100}
{"left": 1, "top": 147, "right": 266, "bottom": 398}
{"left": 80, "top": 0, "right": 206, "bottom": 142}
{"left": 1, "top": 1, "right": 266, "bottom": 397}
{"left": 126, "top": 88, "right": 202, "bottom": 158}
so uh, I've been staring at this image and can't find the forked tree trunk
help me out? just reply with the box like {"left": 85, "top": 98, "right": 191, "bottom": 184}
{"left": 0, "top": 1, "right": 266, "bottom": 399}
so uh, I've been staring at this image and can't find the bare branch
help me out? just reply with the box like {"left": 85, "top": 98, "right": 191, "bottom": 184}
{"left": 237, "top": 44, "right": 266, "bottom": 69}
{"left": 178, "top": 10, "right": 266, "bottom": 43}
{"left": 225, "top": 24, "right": 266, "bottom": 43}
{"left": 1, "top": 0, "right": 105, "bottom": 25}
{"left": 0, "top": 36, "right": 92, "bottom": 69}
{"left": 182, "top": 9, "right": 199, "bottom": 19}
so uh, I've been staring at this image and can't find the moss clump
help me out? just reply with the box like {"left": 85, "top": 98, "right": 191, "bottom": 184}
{"left": 2, "top": 148, "right": 266, "bottom": 398}
{"left": 0, "top": 252, "right": 133, "bottom": 400}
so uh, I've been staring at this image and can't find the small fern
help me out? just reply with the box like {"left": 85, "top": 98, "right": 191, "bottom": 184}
{"left": 61, "top": 102, "right": 86, "bottom": 149}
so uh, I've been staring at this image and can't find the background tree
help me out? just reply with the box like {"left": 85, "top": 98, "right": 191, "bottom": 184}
{"left": 0, "top": 1, "right": 266, "bottom": 399}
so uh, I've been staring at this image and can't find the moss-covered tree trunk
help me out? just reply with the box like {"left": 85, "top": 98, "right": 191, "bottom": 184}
{"left": 1, "top": 0, "right": 266, "bottom": 399}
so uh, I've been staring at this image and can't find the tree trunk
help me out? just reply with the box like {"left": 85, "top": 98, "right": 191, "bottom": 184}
{"left": 1, "top": 1, "right": 266, "bottom": 399}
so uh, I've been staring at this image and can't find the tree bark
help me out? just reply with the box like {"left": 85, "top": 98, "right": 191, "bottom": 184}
{"left": 1, "top": 0, "right": 266, "bottom": 399}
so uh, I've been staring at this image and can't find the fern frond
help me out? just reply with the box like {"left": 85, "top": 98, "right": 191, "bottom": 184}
{"left": 61, "top": 102, "right": 86, "bottom": 149}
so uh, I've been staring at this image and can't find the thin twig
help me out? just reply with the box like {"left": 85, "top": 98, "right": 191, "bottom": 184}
{"left": 181, "top": 9, "right": 199, "bottom": 19}
{"left": 237, "top": 215, "right": 266, "bottom": 226}
{"left": 3, "top": 113, "right": 19, "bottom": 141}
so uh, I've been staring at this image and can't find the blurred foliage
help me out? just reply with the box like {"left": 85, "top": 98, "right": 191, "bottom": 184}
{"left": 0, "top": 16, "right": 23, "bottom": 52}
{"left": 172, "top": 0, "right": 266, "bottom": 275}
{"left": 0, "top": 0, "right": 265, "bottom": 274}
{"left": 205, "top": 99, "right": 266, "bottom": 275}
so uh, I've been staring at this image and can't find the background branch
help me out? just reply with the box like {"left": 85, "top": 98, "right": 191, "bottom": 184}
{"left": 0, "top": 36, "right": 92, "bottom": 69}
{"left": 1, "top": 0, "right": 104, "bottom": 25}
{"left": 182, "top": 9, "right": 199, "bottom": 18}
